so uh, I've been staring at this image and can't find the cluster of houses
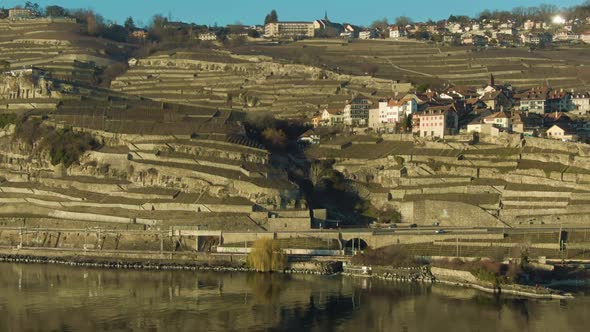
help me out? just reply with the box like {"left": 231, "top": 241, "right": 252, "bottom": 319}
{"left": 263, "top": 14, "right": 590, "bottom": 47}
{"left": 309, "top": 75, "right": 590, "bottom": 142}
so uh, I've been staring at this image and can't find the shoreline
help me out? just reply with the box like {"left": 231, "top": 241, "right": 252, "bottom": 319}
{"left": 0, "top": 250, "right": 582, "bottom": 300}
{"left": 0, "top": 249, "right": 340, "bottom": 276}
{"left": 343, "top": 265, "right": 578, "bottom": 300}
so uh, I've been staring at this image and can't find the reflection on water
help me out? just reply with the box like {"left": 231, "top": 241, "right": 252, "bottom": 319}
{"left": 0, "top": 263, "right": 588, "bottom": 331}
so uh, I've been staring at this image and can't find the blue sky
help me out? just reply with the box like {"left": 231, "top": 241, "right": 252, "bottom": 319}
{"left": 3, "top": 0, "right": 584, "bottom": 27}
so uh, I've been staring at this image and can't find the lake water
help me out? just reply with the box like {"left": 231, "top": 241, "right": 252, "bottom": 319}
{"left": 0, "top": 263, "right": 588, "bottom": 331}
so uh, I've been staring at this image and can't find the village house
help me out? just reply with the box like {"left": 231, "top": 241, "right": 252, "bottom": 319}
{"left": 495, "top": 27, "right": 517, "bottom": 37}
{"left": 343, "top": 94, "right": 374, "bottom": 126}
{"left": 511, "top": 112, "right": 543, "bottom": 135}
{"left": 495, "top": 33, "right": 521, "bottom": 47}
{"left": 298, "top": 129, "right": 321, "bottom": 145}
{"left": 520, "top": 33, "right": 552, "bottom": 46}
{"left": 341, "top": 24, "right": 362, "bottom": 38}
{"left": 359, "top": 30, "right": 376, "bottom": 40}
{"left": 197, "top": 32, "right": 218, "bottom": 41}
{"left": 571, "top": 92, "right": 590, "bottom": 115}
{"left": 371, "top": 97, "right": 417, "bottom": 127}
{"left": 543, "top": 112, "right": 572, "bottom": 128}
{"left": 480, "top": 90, "right": 511, "bottom": 111}
{"left": 462, "top": 34, "right": 488, "bottom": 46}
{"left": 264, "top": 22, "right": 315, "bottom": 39}
{"left": 388, "top": 26, "right": 407, "bottom": 39}
{"left": 554, "top": 31, "right": 580, "bottom": 42}
{"left": 320, "top": 108, "right": 345, "bottom": 126}
{"left": 546, "top": 124, "right": 577, "bottom": 142}
{"left": 465, "top": 97, "right": 488, "bottom": 113}
{"left": 443, "top": 34, "right": 460, "bottom": 45}
{"left": 130, "top": 29, "right": 148, "bottom": 40}
{"left": 447, "top": 23, "right": 463, "bottom": 33}
{"left": 466, "top": 121, "right": 501, "bottom": 136}
{"left": 8, "top": 8, "right": 35, "bottom": 19}
{"left": 517, "top": 87, "right": 571, "bottom": 114}
{"left": 442, "top": 85, "right": 478, "bottom": 100}
{"left": 483, "top": 111, "right": 512, "bottom": 130}
{"left": 523, "top": 20, "right": 536, "bottom": 30}
{"left": 581, "top": 31, "right": 590, "bottom": 44}
{"left": 412, "top": 107, "right": 459, "bottom": 138}
{"left": 313, "top": 13, "right": 343, "bottom": 37}
{"left": 311, "top": 114, "right": 322, "bottom": 128}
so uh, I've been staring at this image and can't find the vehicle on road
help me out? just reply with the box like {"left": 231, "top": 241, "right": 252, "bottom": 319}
{"left": 435, "top": 229, "right": 446, "bottom": 234}
{"left": 409, "top": 224, "right": 418, "bottom": 228}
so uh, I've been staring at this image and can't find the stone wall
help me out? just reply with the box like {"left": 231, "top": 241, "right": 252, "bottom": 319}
{"left": 430, "top": 267, "right": 481, "bottom": 284}
{"left": 268, "top": 217, "right": 311, "bottom": 231}
{"left": 400, "top": 200, "right": 504, "bottom": 227}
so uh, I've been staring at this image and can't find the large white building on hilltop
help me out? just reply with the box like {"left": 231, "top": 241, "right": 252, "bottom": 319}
{"left": 264, "top": 22, "right": 315, "bottom": 39}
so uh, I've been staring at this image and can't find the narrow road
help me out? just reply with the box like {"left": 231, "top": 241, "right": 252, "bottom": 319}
{"left": 385, "top": 58, "right": 435, "bottom": 77}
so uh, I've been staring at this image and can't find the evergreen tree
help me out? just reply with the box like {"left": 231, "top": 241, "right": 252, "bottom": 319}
{"left": 264, "top": 10, "right": 278, "bottom": 24}
{"left": 124, "top": 16, "right": 135, "bottom": 31}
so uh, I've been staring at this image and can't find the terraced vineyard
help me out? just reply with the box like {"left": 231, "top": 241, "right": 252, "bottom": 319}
{"left": 111, "top": 49, "right": 397, "bottom": 118}
{"left": 235, "top": 39, "right": 590, "bottom": 90}
{"left": 0, "top": 18, "right": 132, "bottom": 84}
{"left": 308, "top": 133, "right": 590, "bottom": 228}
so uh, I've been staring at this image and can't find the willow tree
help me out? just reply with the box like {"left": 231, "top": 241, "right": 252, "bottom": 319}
{"left": 247, "top": 238, "right": 286, "bottom": 272}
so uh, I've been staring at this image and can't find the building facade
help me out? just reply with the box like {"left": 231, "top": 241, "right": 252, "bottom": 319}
{"left": 374, "top": 98, "right": 417, "bottom": 125}
{"left": 320, "top": 109, "right": 344, "bottom": 126}
{"left": 389, "top": 26, "right": 407, "bottom": 39}
{"left": 571, "top": 92, "right": 590, "bottom": 115}
{"left": 8, "top": 8, "right": 34, "bottom": 19}
{"left": 264, "top": 22, "right": 315, "bottom": 39}
{"left": 343, "top": 95, "right": 374, "bottom": 126}
{"left": 413, "top": 109, "right": 459, "bottom": 138}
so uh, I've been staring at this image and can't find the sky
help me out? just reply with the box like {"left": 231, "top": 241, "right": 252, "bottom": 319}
{"left": 2, "top": 0, "right": 585, "bottom": 27}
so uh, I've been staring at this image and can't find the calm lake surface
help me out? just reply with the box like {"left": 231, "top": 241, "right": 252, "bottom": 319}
{"left": 0, "top": 263, "right": 588, "bottom": 331}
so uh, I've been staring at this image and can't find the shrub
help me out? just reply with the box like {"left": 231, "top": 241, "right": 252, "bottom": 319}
{"left": 45, "top": 128, "right": 98, "bottom": 168}
{"left": 351, "top": 246, "right": 421, "bottom": 267}
{"left": 247, "top": 238, "right": 287, "bottom": 272}
{"left": 0, "top": 113, "right": 16, "bottom": 128}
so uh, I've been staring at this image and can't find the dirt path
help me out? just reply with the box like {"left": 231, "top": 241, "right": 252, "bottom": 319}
{"left": 385, "top": 58, "right": 435, "bottom": 77}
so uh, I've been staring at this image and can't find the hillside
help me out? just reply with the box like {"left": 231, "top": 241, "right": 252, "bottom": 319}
{"left": 306, "top": 132, "right": 590, "bottom": 228}
{"left": 0, "top": 18, "right": 133, "bottom": 85}
{"left": 233, "top": 39, "right": 590, "bottom": 91}
{"left": 110, "top": 49, "right": 401, "bottom": 119}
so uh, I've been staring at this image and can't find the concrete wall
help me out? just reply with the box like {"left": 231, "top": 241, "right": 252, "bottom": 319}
{"left": 400, "top": 200, "right": 504, "bottom": 227}
{"left": 268, "top": 217, "right": 311, "bottom": 231}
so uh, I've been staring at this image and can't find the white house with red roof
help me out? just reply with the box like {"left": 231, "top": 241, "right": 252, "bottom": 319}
{"left": 483, "top": 111, "right": 512, "bottom": 130}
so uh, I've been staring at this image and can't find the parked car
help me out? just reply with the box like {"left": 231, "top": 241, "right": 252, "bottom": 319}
{"left": 387, "top": 224, "right": 397, "bottom": 229}
{"left": 409, "top": 224, "right": 418, "bottom": 228}
{"left": 435, "top": 229, "right": 446, "bottom": 234}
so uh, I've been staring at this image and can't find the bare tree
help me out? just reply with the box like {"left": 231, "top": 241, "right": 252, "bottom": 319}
{"left": 395, "top": 16, "right": 412, "bottom": 26}
{"left": 371, "top": 18, "right": 389, "bottom": 30}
